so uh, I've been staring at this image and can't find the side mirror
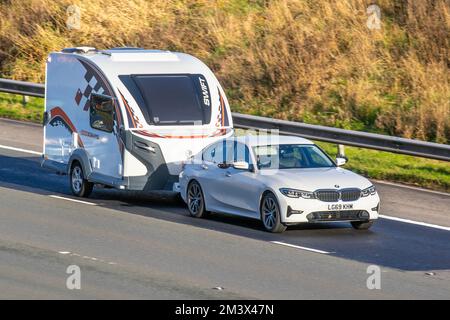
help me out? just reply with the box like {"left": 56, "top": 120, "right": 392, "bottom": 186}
{"left": 336, "top": 157, "right": 348, "bottom": 166}
{"left": 232, "top": 161, "right": 250, "bottom": 171}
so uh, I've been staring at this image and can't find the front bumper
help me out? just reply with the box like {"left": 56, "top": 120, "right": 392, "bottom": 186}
{"left": 278, "top": 191, "right": 380, "bottom": 224}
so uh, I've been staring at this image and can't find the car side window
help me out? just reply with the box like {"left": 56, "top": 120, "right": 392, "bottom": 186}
{"left": 203, "top": 140, "right": 236, "bottom": 165}
{"left": 203, "top": 140, "right": 251, "bottom": 165}
{"left": 202, "top": 142, "right": 226, "bottom": 164}
{"left": 202, "top": 144, "right": 217, "bottom": 163}
{"left": 90, "top": 93, "right": 114, "bottom": 132}
{"left": 213, "top": 142, "right": 228, "bottom": 164}
{"left": 234, "top": 142, "right": 251, "bottom": 164}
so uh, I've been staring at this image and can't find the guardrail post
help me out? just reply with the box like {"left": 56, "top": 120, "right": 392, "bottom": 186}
{"left": 337, "top": 144, "right": 345, "bottom": 158}
{"left": 22, "top": 95, "right": 29, "bottom": 106}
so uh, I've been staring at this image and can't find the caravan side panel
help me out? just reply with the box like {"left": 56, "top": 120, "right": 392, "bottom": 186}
{"left": 44, "top": 54, "right": 84, "bottom": 165}
{"left": 44, "top": 53, "right": 124, "bottom": 180}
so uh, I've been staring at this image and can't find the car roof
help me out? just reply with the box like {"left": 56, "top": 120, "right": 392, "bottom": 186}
{"left": 230, "top": 135, "right": 314, "bottom": 147}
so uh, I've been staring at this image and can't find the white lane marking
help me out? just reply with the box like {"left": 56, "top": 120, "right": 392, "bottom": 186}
{"left": 49, "top": 195, "right": 96, "bottom": 206}
{"left": 373, "top": 180, "right": 450, "bottom": 197}
{"left": 0, "top": 144, "right": 41, "bottom": 156}
{"left": 379, "top": 215, "right": 450, "bottom": 232}
{"left": 271, "top": 241, "right": 332, "bottom": 254}
{"left": 57, "top": 251, "right": 117, "bottom": 265}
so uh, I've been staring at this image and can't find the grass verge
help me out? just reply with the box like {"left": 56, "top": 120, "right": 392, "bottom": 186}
{"left": 0, "top": 93, "right": 43, "bottom": 123}
{"left": 317, "top": 142, "right": 449, "bottom": 193}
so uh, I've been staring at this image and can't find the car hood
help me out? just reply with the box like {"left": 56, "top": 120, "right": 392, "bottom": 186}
{"left": 259, "top": 167, "right": 372, "bottom": 191}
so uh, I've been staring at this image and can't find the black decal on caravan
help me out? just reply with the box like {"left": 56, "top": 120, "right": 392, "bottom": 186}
{"left": 193, "top": 74, "right": 212, "bottom": 122}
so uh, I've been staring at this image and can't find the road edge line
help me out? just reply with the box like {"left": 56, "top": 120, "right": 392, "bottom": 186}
{"left": 49, "top": 195, "right": 96, "bottom": 206}
{"left": 270, "top": 241, "right": 332, "bottom": 254}
{"left": 379, "top": 214, "right": 450, "bottom": 232}
{"left": 0, "top": 144, "right": 41, "bottom": 156}
{"left": 373, "top": 180, "right": 450, "bottom": 197}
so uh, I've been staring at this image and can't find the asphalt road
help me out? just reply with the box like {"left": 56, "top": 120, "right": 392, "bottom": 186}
{"left": 0, "top": 118, "right": 449, "bottom": 299}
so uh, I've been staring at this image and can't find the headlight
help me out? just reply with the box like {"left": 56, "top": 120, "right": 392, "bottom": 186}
{"left": 280, "top": 188, "right": 315, "bottom": 199}
{"left": 361, "top": 185, "right": 376, "bottom": 197}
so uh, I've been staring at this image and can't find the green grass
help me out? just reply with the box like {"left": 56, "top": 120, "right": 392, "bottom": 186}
{"left": 0, "top": 93, "right": 43, "bottom": 123}
{"left": 1, "top": 93, "right": 448, "bottom": 192}
{"left": 317, "top": 142, "right": 450, "bottom": 192}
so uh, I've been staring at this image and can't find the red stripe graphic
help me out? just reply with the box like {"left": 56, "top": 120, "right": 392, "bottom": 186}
{"left": 219, "top": 90, "right": 225, "bottom": 127}
{"left": 118, "top": 89, "right": 137, "bottom": 128}
{"left": 134, "top": 128, "right": 229, "bottom": 139}
{"left": 49, "top": 107, "right": 84, "bottom": 148}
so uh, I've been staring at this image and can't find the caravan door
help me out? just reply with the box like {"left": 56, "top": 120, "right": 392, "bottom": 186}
{"left": 84, "top": 93, "right": 123, "bottom": 180}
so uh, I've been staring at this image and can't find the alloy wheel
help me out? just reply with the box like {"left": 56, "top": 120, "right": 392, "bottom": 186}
{"left": 188, "top": 182, "right": 203, "bottom": 216}
{"left": 71, "top": 166, "right": 83, "bottom": 193}
{"left": 262, "top": 196, "right": 278, "bottom": 229}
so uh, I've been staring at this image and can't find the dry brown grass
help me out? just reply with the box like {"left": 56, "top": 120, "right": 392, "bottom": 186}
{"left": 0, "top": 0, "right": 448, "bottom": 142}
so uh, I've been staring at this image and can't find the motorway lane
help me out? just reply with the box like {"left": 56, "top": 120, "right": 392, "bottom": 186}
{"left": 0, "top": 119, "right": 449, "bottom": 298}
{"left": 0, "top": 239, "right": 240, "bottom": 299}
{"left": 0, "top": 118, "right": 42, "bottom": 152}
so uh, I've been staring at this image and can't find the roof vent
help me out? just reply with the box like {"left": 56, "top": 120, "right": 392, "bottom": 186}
{"left": 62, "top": 47, "right": 97, "bottom": 54}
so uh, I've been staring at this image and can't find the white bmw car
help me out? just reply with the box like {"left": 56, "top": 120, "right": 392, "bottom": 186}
{"left": 179, "top": 136, "right": 380, "bottom": 233}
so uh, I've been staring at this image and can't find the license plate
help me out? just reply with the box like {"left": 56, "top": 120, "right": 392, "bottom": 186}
{"left": 327, "top": 203, "right": 353, "bottom": 210}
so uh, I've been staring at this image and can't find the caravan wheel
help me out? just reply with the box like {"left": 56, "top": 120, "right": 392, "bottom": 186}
{"left": 70, "top": 162, "right": 93, "bottom": 198}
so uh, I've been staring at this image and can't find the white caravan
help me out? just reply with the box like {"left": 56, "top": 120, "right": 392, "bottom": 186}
{"left": 42, "top": 47, "right": 233, "bottom": 197}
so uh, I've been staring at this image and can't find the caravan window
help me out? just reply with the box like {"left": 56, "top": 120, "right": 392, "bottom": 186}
{"left": 90, "top": 94, "right": 114, "bottom": 132}
{"left": 119, "top": 74, "right": 212, "bottom": 126}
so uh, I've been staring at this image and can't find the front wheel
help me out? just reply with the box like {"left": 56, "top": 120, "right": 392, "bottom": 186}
{"left": 260, "top": 193, "right": 286, "bottom": 233}
{"left": 187, "top": 181, "right": 208, "bottom": 218}
{"left": 70, "top": 162, "right": 93, "bottom": 198}
{"left": 351, "top": 220, "right": 374, "bottom": 230}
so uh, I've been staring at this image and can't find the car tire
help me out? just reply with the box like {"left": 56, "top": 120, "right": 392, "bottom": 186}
{"left": 351, "top": 220, "right": 374, "bottom": 230}
{"left": 70, "top": 162, "right": 93, "bottom": 198}
{"left": 186, "top": 180, "right": 208, "bottom": 218}
{"left": 260, "top": 192, "right": 287, "bottom": 233}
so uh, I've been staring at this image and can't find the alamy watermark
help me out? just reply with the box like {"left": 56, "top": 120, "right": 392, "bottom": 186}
{"left": 66, "top": 5, "right": 81, "bottom": 30}
{"left": 366, "top": 265, "right": 381, "bottom": 290}
{"left": 366, "top": 4, "right": 381, "bottom": 30}
{"left": 66, "top": 265, "right": 81, "bottom": 290}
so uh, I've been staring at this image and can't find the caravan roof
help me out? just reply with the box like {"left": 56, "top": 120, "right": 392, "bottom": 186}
{"left": 58, "top": 47, "right": 212, "bottom": 77}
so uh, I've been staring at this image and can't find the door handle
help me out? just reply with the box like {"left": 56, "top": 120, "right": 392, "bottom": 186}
{"left": 201, "top": 164, "right": 208, "bottom": 170}
{"left": 225, "top": 171, "right": 232, "bottom": 177}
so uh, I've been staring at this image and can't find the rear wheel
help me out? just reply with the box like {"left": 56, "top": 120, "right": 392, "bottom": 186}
{"left": 70, "top": 162, "right": 93, "bottom": 198}
{"left": 351, "top": 220, "right": 374, "bottom": 230}
{"left": 187, "top": 181, "right": 207, "bottom": 218}
{"left": 260, "top": 193, "right": 286, "bottom": 233}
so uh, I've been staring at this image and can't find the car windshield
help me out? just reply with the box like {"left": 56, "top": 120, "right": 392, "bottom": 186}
{"left": 252, "top": 144, "right": 335, "bottom": 169}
